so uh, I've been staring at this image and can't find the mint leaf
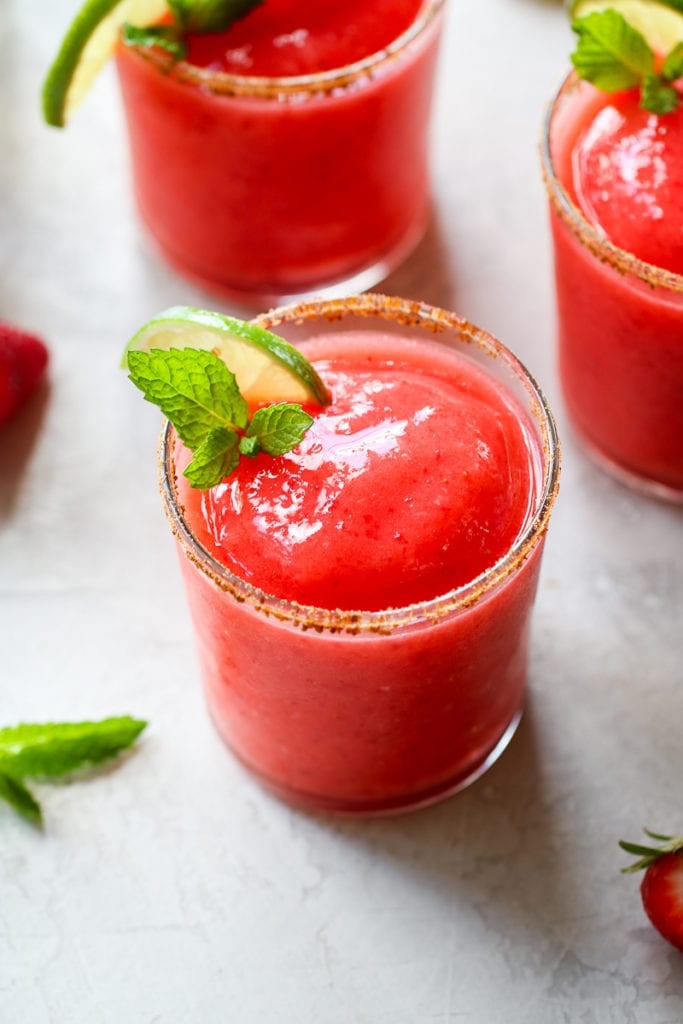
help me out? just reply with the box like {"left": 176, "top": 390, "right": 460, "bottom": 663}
{"left": 571, "top": 10, "right": 654, "bottom": 92}
{"left": 570, "top": 10, "right": 682, "bottom": 115}
{"left": 128, "top": 344, "right": 317, "bottom": 489}
{"left": 642, "top": 73, "right": 680, "bottom": 114}
{"left": 663, "top": 41, "right": 683, "bottom": 82}
{"left": 0, "top": 771, "right": 41, "bottom": 825}
{"left": 128, "top": 349, "right": 249, "bottom": 448}
{"left": 121, "top": 23, "right": 187, "bottom": 60}
{"left": 168, "top": 0, "right": 264, "bottom": 33}
{"left": 239, "top": 435, "right": 260, "bottom": 457}
{"left": 0, "top": 717, "right": 147, "bottom": 779}
{"left": 247, "top": 403, "right": 314, "bottom": 457}
{"left": 184, "top": 427, "right": 240, "bottom": 488}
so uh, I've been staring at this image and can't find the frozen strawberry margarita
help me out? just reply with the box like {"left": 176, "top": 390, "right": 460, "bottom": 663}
{"left": 543, "top": 74, "right": 683, "bottom": 498}
{"left": 161, "top": 296, "right": 559, "bottom": 814}
{"left": 116, "top": 0, "right": 444, "bottom": 301}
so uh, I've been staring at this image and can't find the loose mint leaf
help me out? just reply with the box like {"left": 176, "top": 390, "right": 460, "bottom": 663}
{"left": 239, "top": 435, "right": 261, "bottom": 458}
{"left": 0, "top": 717, "right": 147, "bottom": 779}
{"left": 662, "top": 41, "right": 683, "bottom": 82}
{"left": 0, "top": 771, "right": 41, "bottom": 825}
{"left": 128, "top": 348, "right": 249, "bottom": 448}
{"left": 571, "top": 11, "right": 654, "bottom": 92}
{"left": 168, "top": 0, "right": 264, "bottom": 33}
{"left": 642, "top": 73, "right": 680, "bottom": 114}
{"left": 121, "top": 23, "right": 187, "bottom": 60}
{"left": 247, "top": 403, "right": 313, "bottom": 457}
{"left": 184, "top": 427, "right": 240, "bottom": 488}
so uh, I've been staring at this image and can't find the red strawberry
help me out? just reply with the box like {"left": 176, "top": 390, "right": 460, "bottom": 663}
{"left": 0, "top": 322, "right": 49, "bottom": 427}
{"left": 620, "top": 830, "right": 683, "bottom": 951}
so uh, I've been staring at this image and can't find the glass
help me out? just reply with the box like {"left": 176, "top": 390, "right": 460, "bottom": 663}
{"left": 542, "top": 73, "right": 683, "bottom": 502}
{"left": 115, "top": 1, "right": 445, "bottom": 305}
{"left": 159, "top": 295, "right": 560, "bottom": 816}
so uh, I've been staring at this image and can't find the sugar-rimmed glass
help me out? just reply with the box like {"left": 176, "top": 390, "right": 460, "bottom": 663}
{"left": 541, "top": 73, "right": 683, "bottom": 502}
{"left": 115, "top": 1, "right": 446, "bottom": 305}
{"left": 159, "top": 294, "right": 559, "bottom": 815}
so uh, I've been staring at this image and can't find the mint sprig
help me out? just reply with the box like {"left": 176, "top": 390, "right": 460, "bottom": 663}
{"left": 0, "top": 717, "right": 147, "bottom": 825}
{"left": 571, "top": 10, "right": 683, "bottom": 114}
{"left": 128, "top": 348, "right": 314, "bottom": 490}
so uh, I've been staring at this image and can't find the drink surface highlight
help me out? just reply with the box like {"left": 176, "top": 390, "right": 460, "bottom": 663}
{"left": 567, "top": 85, "right": 683, "bottom": 274}
{"left": 161, "top": 296, "right": 558, "bottom": 813}
{"left": 175, "top": 330, "right": 541, "bottom": 612}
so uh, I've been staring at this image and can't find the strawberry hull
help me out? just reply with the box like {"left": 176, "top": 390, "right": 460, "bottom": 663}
{"left": 115, "top": 0, "right": 444, "bottom": 302}
{"left": 641, "top": 854, "right": 683, "bottom": 952}
{"left": 159, "top": 297, "right": 559, "bottom": 815}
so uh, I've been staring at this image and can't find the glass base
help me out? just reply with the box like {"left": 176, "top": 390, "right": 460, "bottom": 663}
{"left": 571, "top": 423, "right": 683, "bottom": 505}
{"left": 140, "top": 210, "right": 429, "bottom": 311}
{"left": 217, "top": 709, "right": 523, "bottom": 818}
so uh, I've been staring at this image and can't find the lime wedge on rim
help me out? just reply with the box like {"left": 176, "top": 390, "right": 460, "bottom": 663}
{"left": 569, "top": 0, "right": 683, "bottom": 52}
{"left": 122, "top": 306, "right": 331, "bottom": 406}
{"left": 42, "top": 0, "right": 168, "bottom": 127}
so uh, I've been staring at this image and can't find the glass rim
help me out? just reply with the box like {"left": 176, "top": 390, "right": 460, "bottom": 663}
{"left": 126, "top": 0, "right": 445, "bottom": 99}
{"left": 159, "top": 293, "right": 560, "bottom": 635}
{"left": 541, "top": 71, "right": 683, "bottom": 294}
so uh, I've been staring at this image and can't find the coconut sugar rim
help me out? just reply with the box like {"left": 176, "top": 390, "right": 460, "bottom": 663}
{"left": 541, "top": 72, "right": 683, "bottom": 295}
{"left": 159, "top": 294, "right": 560, "bottom": 635}
{"left": 129, "top": 0, "right": 444, "bottom": 99}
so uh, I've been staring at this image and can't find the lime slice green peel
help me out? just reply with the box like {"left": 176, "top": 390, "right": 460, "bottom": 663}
{"left": 43, "top": 0, "right": 168, "bottom": 127}
{"left": 123, "top": 306, "right": 332, "bottom": 407}
{"left": 43, "top": 0, "right": 121, "bottom": 127}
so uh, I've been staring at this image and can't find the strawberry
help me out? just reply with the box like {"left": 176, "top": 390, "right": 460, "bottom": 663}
{"left": 0, "top": 322, "right": 49, "bottom": 427}
{"left": 620, "top": 830, "right": 683, "bottom": 951}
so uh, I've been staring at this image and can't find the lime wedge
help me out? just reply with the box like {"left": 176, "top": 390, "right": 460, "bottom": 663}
{"left": 42, "top": 0, "right": 168, "bottom": 127}
{"left": 569, "top": 0, "right": 683, "bottom": 52}
{"left": 122, "top": 306, "right": 331, "bottom": 406}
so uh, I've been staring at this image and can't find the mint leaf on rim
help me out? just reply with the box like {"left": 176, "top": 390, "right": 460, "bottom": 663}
{"left": 128, "top": 348, "right": 317, "bottom": 489}
{"left": 571, "top": 10, "right": 683, "bottom": 114}
{"left": 571, "top": 10, "right": 654, "bottom": 91}
{"left": 127, "top": 348, "right": 249, "bottom": 448}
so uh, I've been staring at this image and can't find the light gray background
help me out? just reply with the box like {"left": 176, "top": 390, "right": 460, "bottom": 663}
{"left": 2, "top": 1, "right": 683, "bottom": 1021}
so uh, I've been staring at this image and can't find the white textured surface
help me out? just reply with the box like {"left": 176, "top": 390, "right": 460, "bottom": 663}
{"left": 2, "top": 1, "right": 683, "bottom": 1021}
